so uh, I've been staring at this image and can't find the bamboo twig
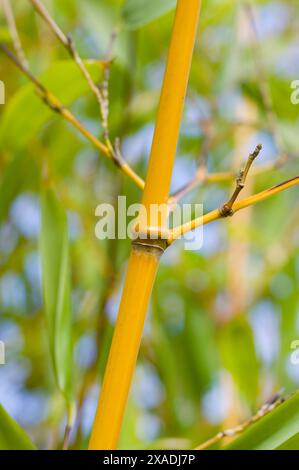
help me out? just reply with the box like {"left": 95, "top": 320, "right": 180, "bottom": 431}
{"left": 168, "top": 155, "right": 292, "bottom": 207}
{"left": 29, "top": 0, "right": 118, "bottom": 150}
{"left": 62, "top": 403, "right": 76, "bottom": 450}
{"left": 29, "top": 1, "right": 133, "bottom": 193}
{"left": 0, "top": 43, "right": 145, "bottom": 189}
{"left": 195, "top": 390, "right": 286, "bottom": 450}
{"left": 168, "top": 174, "right": 299, "bottom": 243}
{"left": 168, "top": 156, "right": 292, "bottom": 206}
{"left": 219, "top": 144, "right": 262, "bottom": 217}
{"left": 28, "top": 0, "right": 111, "bottom": 139}
{"left": 1, "top": 0, "right": 28, "bottom": 67}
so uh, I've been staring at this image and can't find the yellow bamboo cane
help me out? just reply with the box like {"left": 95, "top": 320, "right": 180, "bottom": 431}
{"left": 88, "top": 0, "right": 202, "bottom": 450}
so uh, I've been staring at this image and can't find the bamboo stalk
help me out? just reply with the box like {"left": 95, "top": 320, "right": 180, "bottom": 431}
{"left": 88, "top": 247, "right": 160, "bottom": 450}
{"left": 88, "top": 0, "right": 202, "bottom": 450}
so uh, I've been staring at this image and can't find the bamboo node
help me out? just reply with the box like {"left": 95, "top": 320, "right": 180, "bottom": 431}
{"left": 132, "top": 226, "right": 170, "bottom": 253}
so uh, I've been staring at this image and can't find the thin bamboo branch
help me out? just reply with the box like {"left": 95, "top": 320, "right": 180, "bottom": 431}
{"left": 28, "top": 0, "right": 111, "bottom": 140}
{"left": 29, "top": 0, "right": 135, "bottom": 181}
{"left": 168, "top": 175, "right": 299, "bottom": 243}
{"left": 88, "top": 0, "right": 203, "bottom": 450}
{"left": 62, "top": 402, "right": 76, "bottom": 450}
{"left": 219, "top": 144, "right": 262, "bottom": 217}
{"left": 168, "top": 155, "right": 290, "bottom": 207}
{"left": 1, "top": 0, "right": 28, "bottom": 67}
{"left": 195, "top": 390, "right": 286, "bottom": 450}
{"left": 29, "top": 0, "right": 68, "bottom": 46}
{"left": 0, "top": 43, "right": 145, "bottom": 189}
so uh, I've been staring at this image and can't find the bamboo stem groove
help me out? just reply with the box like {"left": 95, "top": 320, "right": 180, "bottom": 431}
{"left": 88, "top": 0, "right": 202, "bottom": 450}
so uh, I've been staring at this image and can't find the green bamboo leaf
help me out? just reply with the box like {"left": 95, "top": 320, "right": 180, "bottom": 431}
{"left": 184, "top": 308, "right": 219, "bottom": 392}
{"left": 219, "top": 317, "right": 260, "bottom": 404}
{"left": 0, "top": 153, "right": 29, "bottom": 222}
{"left": 40, "top": 187, "right": 73, "bottom": 404}
{"left": 0, "top": 60, "right": 103, "bottom": 150}
{"left": 122, "top": 0, "right": 176, "bottom": 29}
{"left": 276, "top": 433, "right": 299, "bottom": 450}
{"left": 226, "top": 392, "right": 299, "bottom": 450}
{"left": 0, "top": 404, "right": 36, "bottom": 450}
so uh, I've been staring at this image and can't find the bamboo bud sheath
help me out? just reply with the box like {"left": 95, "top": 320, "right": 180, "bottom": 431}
{"left": 89, "top": 0, "right": 202, "bottom": 450}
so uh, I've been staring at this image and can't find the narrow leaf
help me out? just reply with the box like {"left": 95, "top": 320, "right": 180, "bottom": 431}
{"left": 40, "top": 187, "right": 73, "bottom": 403}
{"left": 226, "top": 392, "right": 299, "bottom": 450}
{"left": 220, "top": 317, "right": 259, "bottom": 404}
{"left": 0, "top": 404, "right": 36, "bottom": 450}
{"left": 0, "top": 153, "right": 29, "bottom": 222}
{"left": 276, "top": 433, "right": 299, "bottom": 450}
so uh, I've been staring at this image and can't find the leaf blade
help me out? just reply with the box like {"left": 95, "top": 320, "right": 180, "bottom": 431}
{"left": 226, "top": 392, "right": 299, "bottom": 450}
{"left": 0, "top": 405, "right": 36, "bottom": 450}
{"left": 40, "top": 188, "right": 73, "bottom": 403}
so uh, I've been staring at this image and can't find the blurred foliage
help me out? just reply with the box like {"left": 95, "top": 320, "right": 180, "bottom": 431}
{"left": 40, "top": 187, "right": 73, "bottom": 406}
{"left": 0, "top": 0, "right": 299, "bottom": 450}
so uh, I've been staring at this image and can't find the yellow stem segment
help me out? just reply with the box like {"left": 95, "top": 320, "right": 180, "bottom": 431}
{"left": 142, "top": 0, "right": 202, "bottom": 218}
{"left": 88, "top": 247, "right": 160, "bottom": 450}
{"left": 89, "top": 0, "right": 202, "bottom": 450}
